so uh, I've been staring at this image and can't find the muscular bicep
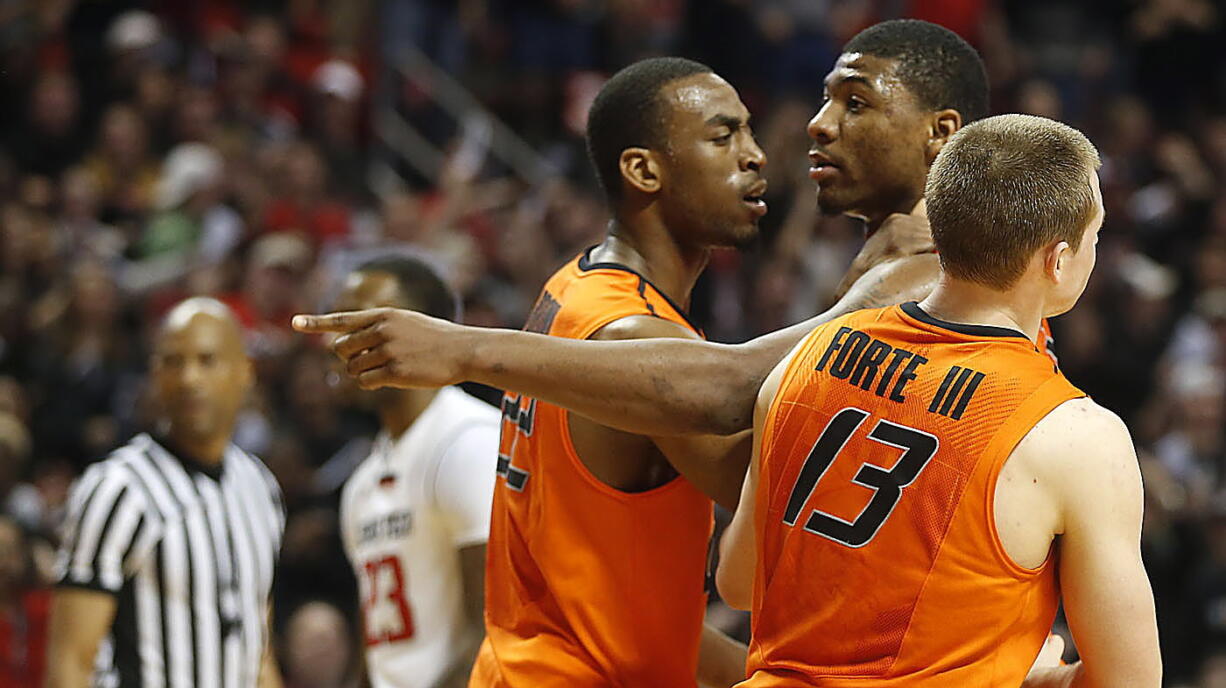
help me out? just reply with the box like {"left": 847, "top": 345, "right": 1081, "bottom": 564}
{"left": 574, "top": 315, "right": 752, "bottom": 506}
{"left": 1050, "top": 403, "right": 1160, "bottom": 687}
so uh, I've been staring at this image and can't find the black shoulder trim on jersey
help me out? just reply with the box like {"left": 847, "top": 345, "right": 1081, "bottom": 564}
{"left": 900, "top": 301, "right": 1030, "bottom": 340}
{"left": 577, "top": 247, "right": 703, "bottom": 332}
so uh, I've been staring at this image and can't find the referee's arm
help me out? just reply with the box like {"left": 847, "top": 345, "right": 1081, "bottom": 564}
{"left": 45, "top": 464, "right": 153, "bottom": 688}
{"left": 45, "top": 590, "right": 117, "bottom": 688}
{"left": 258, "top": 607, "right": 285, "bottom": 688}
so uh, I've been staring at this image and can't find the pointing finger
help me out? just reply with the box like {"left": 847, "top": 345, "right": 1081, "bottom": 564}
{"left": 291, "top": 309, "right": 384, "bottom": 334}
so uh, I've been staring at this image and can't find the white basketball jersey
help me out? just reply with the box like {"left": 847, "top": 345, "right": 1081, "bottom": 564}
{"left": 340, "top": 387, "right": 500, "bottom": 688}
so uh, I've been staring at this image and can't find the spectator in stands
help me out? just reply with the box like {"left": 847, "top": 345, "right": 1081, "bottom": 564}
{"left": 82, "top": 103, "right": 160, "bottom": 219}
{"left": 6, "top": 71, "right": 88, "bottom": 179}
{"left": 309, "top": 59, "right": 368, "bottom": 204}
{"left": 0, "top": 515, "right": 49, "bottom": 688}
{"left": 262, "top": 142, "right": 351, "bottom": 244}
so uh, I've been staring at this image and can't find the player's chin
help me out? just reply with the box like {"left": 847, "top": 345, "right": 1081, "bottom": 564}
{"left": 815, "top": 186, "right": 856, "bottom": 217}
{"left": 717, "top": 221, "right": 760, "bottom": 250}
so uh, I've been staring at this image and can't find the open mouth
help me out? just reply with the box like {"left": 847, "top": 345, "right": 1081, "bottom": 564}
{"left": 742, "top": 182, "right": 768, "bottom": 216}
{"left": 809, "top": 151, "right": 841, "bottom": 182}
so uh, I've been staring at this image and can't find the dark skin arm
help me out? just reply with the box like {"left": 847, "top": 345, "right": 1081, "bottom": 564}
{"left": 294, "top": 254, "right": 941, "bottom": 438}
{"left": 433, "top": 544, "right": 486, "bottom": 688}
{"left": 572, "top": 314, "right": 751, "bottom": 509}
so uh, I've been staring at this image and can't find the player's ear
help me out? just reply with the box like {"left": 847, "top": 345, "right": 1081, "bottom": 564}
{"left": 925, "top": 109, "right": 962, "bottom": 163}
{"left": 619, "top": 147, "right": 663, "bottom": 195}
{"left": 1045, "top": 240, "right": 1072, "bottom": 284}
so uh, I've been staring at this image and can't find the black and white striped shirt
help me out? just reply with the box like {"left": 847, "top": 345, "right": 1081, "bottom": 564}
{"left": 55, "top": 433, "right": 285, "bottom": 688}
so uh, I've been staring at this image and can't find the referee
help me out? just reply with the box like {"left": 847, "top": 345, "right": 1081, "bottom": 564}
{"left": 45, "top": 298, "right": 286, "bottom": 688}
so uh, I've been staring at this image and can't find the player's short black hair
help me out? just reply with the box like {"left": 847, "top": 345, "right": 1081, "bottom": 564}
{"left": 586, "top": 57, "right": 713, "bottom": 202}
{"left": 843, "top": 19, "right": 989, "bottom": 123}
{"left": 356, "top": 255, "right": 459, "bottom": 322}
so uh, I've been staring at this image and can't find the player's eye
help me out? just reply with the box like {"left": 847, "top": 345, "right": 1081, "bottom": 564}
{"left": 713, "top": 132, "right": 733, "bottom": 144}
{"left": 847, "top": 96, "right": 867, "bottom": 113}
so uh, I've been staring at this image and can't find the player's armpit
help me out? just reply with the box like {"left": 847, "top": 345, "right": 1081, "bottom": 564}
{"left": 45, "top": 588, "right": 118, "bottom": 688}
{"left": 1037, "top": 400, "right": 1161, "bottom": 688}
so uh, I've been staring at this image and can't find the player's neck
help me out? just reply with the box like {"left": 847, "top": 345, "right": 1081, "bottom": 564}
{"left": 918, "top": 276, "right": 1045, "bottom": 343}
{"left": 861, "top": 189, "right": 925, "bottom": 237}
{"left": 379, "top": 388, "right": 441, "bottom": 439}
{"left": 594, "top": 221, "right": 709, "bottom": 308}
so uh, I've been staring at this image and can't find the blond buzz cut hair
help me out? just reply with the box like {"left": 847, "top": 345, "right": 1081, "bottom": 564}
{"left": 926, "top": 113, "right": 1102, "bottom": 290}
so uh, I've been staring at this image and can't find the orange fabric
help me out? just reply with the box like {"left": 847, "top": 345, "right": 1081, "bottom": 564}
{"left": 472, "top": 251, "right": 714, "bottom": 687}
{"left": 1038, "top": 318, "right": 1059, "bottom": 367}
{"left": 744, "top": 303, "right": 1083, "bottom": 687}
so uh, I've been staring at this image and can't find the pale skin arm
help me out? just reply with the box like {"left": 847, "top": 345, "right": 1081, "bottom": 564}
{"left": 293, "top": 254, "right": 941, "bottom": 438}
{"left": 44, "top": 588, "right": 117, "bottom": 688}
{"left": 715, "top": 345, "right": 793, "bottom": 611}
{"left": 434, "top": 544, "right": 486, "bottom": 688}
{"left": 1021, "top": 400, "right": 1161, "bottom": 688}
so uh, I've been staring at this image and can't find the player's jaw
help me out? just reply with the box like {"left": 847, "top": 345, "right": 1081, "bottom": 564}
{"left": 809, "top": 149, "right": 867, "bottom": 217}
{"left": 719, "top": 175, "right": 769, "bottom": 248}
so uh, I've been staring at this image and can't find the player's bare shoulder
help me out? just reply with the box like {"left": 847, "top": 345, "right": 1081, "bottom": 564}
{"left": 1021, "top": 398, "right": 1135, "bottom": 474}
{"left": 1007, "top": 397, "right": 1141, "bottom": 535}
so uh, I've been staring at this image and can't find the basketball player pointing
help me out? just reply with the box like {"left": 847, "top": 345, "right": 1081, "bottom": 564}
{"left": 297, "top": 115, "right": 1160, "bottom": 684}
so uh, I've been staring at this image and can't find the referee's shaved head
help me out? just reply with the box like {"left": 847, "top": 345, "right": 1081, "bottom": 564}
{"left": 152, "top": 298, "right": 253, "bottom": 459}
{"left": 157, "top": 297, "right": 246, "bottom": 353}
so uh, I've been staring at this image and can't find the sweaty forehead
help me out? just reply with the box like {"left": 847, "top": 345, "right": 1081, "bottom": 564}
{"left": 825, "top": 52, "right": 909, "bottom": 98}
{"left": 662, "top": 73, "right": 748, "bottom": 124}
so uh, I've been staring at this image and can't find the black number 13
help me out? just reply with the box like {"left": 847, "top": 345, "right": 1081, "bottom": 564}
{"left": 782, "top": 408, "right": 939, "bottom": 548}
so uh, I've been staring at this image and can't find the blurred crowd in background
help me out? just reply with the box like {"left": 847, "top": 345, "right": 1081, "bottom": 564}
{"left": 0, "top": 0, "right": 1224, "bottom": 686}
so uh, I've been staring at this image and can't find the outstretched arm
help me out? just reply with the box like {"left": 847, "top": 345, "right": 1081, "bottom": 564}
{"left": 295, "top": 254, "right": 940, "bottom": 437}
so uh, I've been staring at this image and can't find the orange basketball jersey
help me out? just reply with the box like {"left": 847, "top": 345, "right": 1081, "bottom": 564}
{"left": 745, "top": 302, "right": 1084, "bottom": 687}
{"left": 471, "top": 250, "right": 714, "bottom": 687}
{"left": 1038, "top": 317, "right": 1059, "bottom": 367}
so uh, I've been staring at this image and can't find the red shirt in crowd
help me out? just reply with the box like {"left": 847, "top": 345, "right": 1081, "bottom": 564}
{"left": 0, "top": 589, "right": 51, "bottom": 688}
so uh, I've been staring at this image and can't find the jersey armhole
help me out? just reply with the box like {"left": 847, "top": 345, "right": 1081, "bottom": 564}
{"left": 981, "top": 378, "right": 1087, "bottom": 578}
{"left": 760, "top": 326, "right": 831, "bottom": 510}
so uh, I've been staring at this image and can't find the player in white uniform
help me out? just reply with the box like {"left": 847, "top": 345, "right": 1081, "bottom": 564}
{"left": 335, "top": 255, "right": 500, "bottom": 688}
